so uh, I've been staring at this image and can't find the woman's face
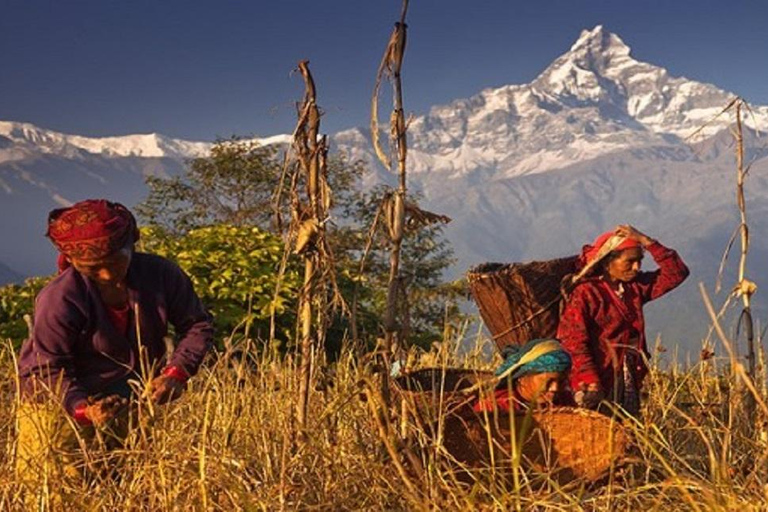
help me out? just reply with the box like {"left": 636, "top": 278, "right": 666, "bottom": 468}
{"left": 515, "top": 371, "right": 566, "bottom": 405}
{"left": 606, "top": 247, "right": 644, "bottom": 282}
{"left": 70, "top": 247, "right": 132, "bottom": 287}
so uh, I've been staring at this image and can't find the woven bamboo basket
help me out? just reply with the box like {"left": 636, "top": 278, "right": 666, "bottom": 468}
{"left": 393, "top": 368, "right": 492, "bottom": 419}
{"left": 394, "top": 369, "right": 628, "bottom": 482}
{"left": 467, "top": 256, "right": 579, "bottom": 352}
{"left": 444, "top": 406, "right": 629, "bottom": 482}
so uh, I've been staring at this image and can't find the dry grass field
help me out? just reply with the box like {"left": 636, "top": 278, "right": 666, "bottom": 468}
{"left": 1, "top": 330, "right": 766, "bottom": 511}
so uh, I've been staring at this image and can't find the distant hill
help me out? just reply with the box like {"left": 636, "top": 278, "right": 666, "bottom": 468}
{"left": 0, "top": 261, "right": 22, "bottom": 286}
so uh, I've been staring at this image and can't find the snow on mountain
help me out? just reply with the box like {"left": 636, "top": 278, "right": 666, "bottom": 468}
{"left": 335, "top": 25, "right": 768, "bottom": 185}
{"left": 0, "top": 121, "right": 294, "bottom": 165}
{"left": 535, "top": 25, "right": 768, "bottom": 137}
{"left": 0, "top": 121, "right": 212, "bottom": 161}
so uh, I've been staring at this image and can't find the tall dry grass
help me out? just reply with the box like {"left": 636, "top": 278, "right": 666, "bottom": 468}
{"left": 1, "top": 327, "right": 767, "bottom": 511}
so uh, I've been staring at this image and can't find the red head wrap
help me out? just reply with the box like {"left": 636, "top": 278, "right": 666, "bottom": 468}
{"left": 578, "top": 230, "right": 642, "bottom": 269}
{"left": 47, "top": 199, "right": 139, "bottom": 273}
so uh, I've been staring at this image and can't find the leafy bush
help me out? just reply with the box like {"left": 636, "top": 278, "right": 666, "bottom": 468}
{"left": 0, "top": 276, "right": 52, "bottom": 346}
{"left": 140, "top": 225, "right": 301, "bottom": 343}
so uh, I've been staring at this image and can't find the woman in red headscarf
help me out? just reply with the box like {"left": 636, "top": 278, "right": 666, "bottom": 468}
{"left": 15, "top": 199, "right": 213, "bottom": 500}
{"left": 556, "top": 225, "right": 689, "bottom": 416}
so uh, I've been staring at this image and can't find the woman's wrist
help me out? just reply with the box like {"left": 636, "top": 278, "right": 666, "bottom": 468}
{"left": 72, "top": 401, "right": 93, "bottom": 425}
{"left": 163, "top": 365, "right": 189, "bottom": 383}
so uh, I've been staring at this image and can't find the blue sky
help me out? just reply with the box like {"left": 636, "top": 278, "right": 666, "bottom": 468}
{"left": 1, "top": 0, "right": 767, "bottom": 140}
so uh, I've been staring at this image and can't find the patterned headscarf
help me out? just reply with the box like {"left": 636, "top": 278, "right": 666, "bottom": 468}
{"left": 581, "top": 230, "right": 641, "bottom": 266}
{"left": 496, "top": 338, "right": 572, "bottom": 380}
{"left": 47, "top": 199, "right": 139, "bottom": 273}
{"left": 570, "top": 230, "right": 643, "bottom": 283}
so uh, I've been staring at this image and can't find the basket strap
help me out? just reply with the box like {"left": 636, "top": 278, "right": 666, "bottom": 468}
{"left": 490, "top": 235, "right": 628, "bottom": 342}
{"left": 570, "top": 234, "right": 628, "bottom": 283}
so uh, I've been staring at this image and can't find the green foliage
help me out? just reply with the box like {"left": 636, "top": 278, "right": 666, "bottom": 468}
{"left": 137, "top": 138, "right": 282, "bottom": 234}
{"left": 0, "top": 276, "right": 52, "bottom": 345}
{"left": 334, "top": 185, "right": 465, "bottom": 350}
{"left": 137, "top": 137, "right": 366, "bottom": 234}
{"left": 138, "top": 137, "right": 460, "bottom": 353}
{"left": 140, "top": 225, "right": 301, "bottom": 342}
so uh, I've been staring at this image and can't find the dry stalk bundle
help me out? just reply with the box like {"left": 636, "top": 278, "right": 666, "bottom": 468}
{"left": 279, "top": 60, "right": 347, "bottom": 434}
{"left": 368, "top": 0, "right": 412, "bottom": 419}
{"left": 368, "top": 1, "right": 452, "bottom": 411}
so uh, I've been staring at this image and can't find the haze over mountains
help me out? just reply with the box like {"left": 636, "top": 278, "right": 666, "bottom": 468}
{"left": 2, "top": 26, "right": 767, "bottom": 352}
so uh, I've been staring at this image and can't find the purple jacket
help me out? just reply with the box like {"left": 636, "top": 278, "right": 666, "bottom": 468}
{"left": 18, "top": 252, "right": 214, "bottom": 414}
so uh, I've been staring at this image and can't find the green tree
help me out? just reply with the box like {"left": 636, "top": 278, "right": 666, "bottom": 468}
{"left": 137, "top": 137, "right": 364, "bottom": 234}
{"left": 137, "top": 138, "right": 281, "bottom": 233}
{"left": 335, "top": 185, "right": 463, "bottom": 350}
{"left": 0, "top": 276, "right": 52, "bottom": 346}
{"left": 140, "top": 225, "right": 301, "bottom": 341}
{"left": 137, "top": 138, "right": 460, "bottom": 353}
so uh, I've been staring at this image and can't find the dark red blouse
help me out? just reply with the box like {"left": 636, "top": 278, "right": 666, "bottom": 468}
{"left": 556, "top": 241, "right": 689, "bottom": 393}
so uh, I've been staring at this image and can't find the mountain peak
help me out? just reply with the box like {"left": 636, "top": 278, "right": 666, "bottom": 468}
{"left": 569, "top": 25, "right": 631, "bottom": 59}
{"left": 530, "top": 26, "right": 638, "bottom": 103}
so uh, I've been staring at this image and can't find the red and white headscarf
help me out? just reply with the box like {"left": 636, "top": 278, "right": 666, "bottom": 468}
{"left": 572, "top": 230, "right": 642, "bottom": 283}
{"left": 47, "top": 199, "right": 139, "bottom": 273}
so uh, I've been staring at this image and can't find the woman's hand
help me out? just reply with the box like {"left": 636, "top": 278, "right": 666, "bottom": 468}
{"left": 574, "top": 382, "right": 605, "bottom": 410}
{"left": 615, "top": 224, "right": 655, "bottom": 247}
{"left": 84, "top": 395, "right": 128, "bottom": 425}
{"left": 150, "top": 374, "right": 186, "bottom": 404}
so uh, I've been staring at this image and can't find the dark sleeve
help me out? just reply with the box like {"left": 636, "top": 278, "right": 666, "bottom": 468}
{"left": 162, "top": 260, "right": 214, "bottom": 375}
{"left": 18, "top": 291, "right": 89, "bottom": 415}
{"left": 635, "top": 241, "right": 690, "bottom": 303}
{"left": 556, "top": 286, "right": 601, "bottom": 390}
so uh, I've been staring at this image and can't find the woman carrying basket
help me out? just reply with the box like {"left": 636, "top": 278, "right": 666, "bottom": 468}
{"left": 557, "top": 225, "right": 689, "bottom": 416}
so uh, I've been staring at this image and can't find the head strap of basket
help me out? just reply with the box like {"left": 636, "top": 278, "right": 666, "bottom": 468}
{"left": 495, "top": 338, "right": 572, "bottom": 381}
{"left": 571, "top": 233, "right": 639, "bottom": 283}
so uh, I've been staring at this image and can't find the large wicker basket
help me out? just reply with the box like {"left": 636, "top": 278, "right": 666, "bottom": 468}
{"left": 467, "top": 256, "right": 578, "bottom": 352}
{"left": 393, "top": 368, "right": 493, "bottom": 418}
{"left": 394, "top": 368, "right": 628, "bottom": 483}
{"left": 444, "top": 406, "right": 629, "bottom": 482}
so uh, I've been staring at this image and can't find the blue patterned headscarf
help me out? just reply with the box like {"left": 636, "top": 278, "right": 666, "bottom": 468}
{"left": 496, "top": 338, "right": 572, "bottom": 380}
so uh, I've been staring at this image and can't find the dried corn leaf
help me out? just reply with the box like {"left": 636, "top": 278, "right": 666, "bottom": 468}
{"left": 294, "top": 218, "right": 319, "bottom": 255}
{"left": 404, "top": 201, "right": 451, "bottom": 231}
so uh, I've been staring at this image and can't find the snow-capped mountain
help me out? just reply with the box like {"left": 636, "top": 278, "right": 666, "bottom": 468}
{"left": 2, "top": 25, "right": 767, "bottom": 352}
{"left": 336, "top": 26, "right": 768, "bottom": 186}
{"left": 0, "top": 120, "right": 212, "bottom": 162}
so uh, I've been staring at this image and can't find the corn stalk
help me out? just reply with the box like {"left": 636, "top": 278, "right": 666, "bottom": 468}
{"left": 703, "top": 97, "right": 760, "bottom": 433}
{"left": 733, "top": 100, "right": 758, "bottom": 423}
{"left": 288, "top": 60, "right": 342, "bottom": 435}
{"left": 370, "top": 1, "right": 410, "bottom": 410}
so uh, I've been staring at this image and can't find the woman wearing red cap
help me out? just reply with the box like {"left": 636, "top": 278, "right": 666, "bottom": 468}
{"left": 15, "top": 199, "right": 214, "bottom": 499}
{"left": 556, "top": 225, "right": 689, "bottom": 416}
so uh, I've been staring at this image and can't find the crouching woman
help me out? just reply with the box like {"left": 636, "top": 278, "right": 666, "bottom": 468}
{"left": 15, "top": 199, "right": 214, "bottom": 502}
{"left": 473, "top": 338, "right": 573, "bottom": 413}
